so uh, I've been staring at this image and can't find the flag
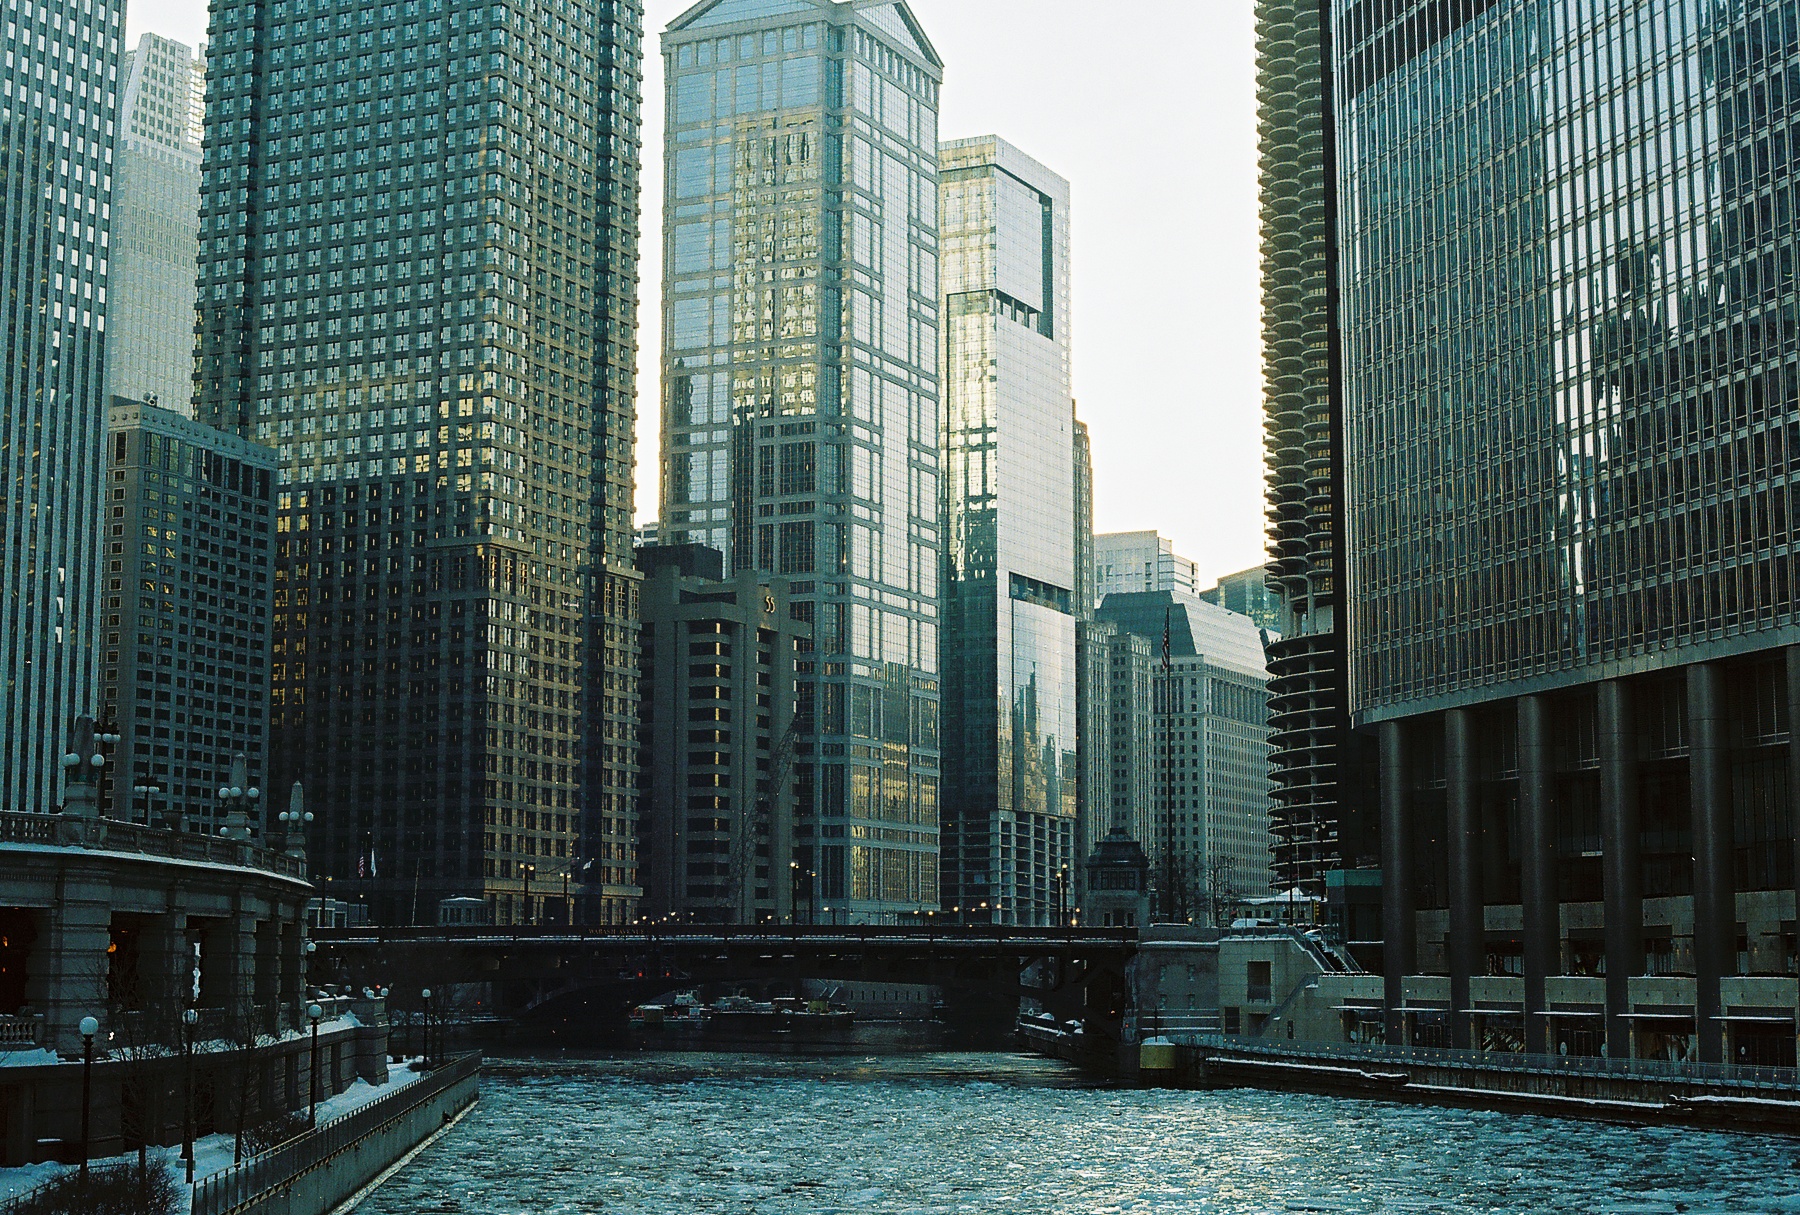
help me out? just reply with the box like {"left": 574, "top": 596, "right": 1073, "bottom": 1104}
{"left": 1161, "top": 607, "right": 1172, "bottom": 672}
{"left": 357, "top": 853, "right": 366, "bottom": 879}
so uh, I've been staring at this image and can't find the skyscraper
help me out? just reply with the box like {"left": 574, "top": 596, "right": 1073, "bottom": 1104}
{"left": 1255, "top": 0, "right": 1369, "bottom": 898}
{"left": 1339, "top": 0, "right": 1800, "bottom": 1064}
{"left": 100, "top": 399, "right": 277, "bottom": 833}
{"left": 658, "top": 0, "right": 944, "bottom": 922}
{"left": 106, "top": 34, "right": 206, "bottom": 415}
{"left": 938, "top": 136, "right": 1077, "bottom": 927}
{"left": 195, "top": 0, "right": 645, "bottom": 925}
{"left": 0, "top": 0, "right": 120, "bottom": 814}
{"left": 1092, "top": 530, "right": 1201, "bottom": 603}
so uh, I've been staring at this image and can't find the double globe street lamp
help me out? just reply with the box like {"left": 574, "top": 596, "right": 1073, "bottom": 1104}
{"left": 78, "top": 1015, "right": 99, "bottom": 1184}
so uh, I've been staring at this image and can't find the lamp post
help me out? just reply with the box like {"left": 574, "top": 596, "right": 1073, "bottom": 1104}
{"left": 1056, "top": 866, "right": 1069, "bottom": 929}
{"left": 307, "top": 1003, "right": 323, "bottom": 1126}
{"left": 130, "top": 783, "right": 163, "bottom": 828}
{"left": 419, "top": 989, "right": 432, "bottom": 1068}
{"left": 181, "top": 1007, "right": 199, "bottom": 1184}
{"left": 520, "top": 862, "right": 535, "bottom": 927}
{"left": 78, "top": 1015, "right": 98, "bottom": 1183}
{"left": 788, "top": 861, "right": 799, "bottom": 925}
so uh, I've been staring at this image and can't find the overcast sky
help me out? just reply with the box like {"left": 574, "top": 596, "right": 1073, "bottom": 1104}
{"left": 126, "top": 0, "right": 1265, "bottom": 585}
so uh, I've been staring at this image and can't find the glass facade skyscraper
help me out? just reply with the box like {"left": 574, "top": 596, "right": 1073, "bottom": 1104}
{"left": 196, "top": 0, "right": 645, "bottom": 925}
{"left": 659, "top": 0, "right": 943, "bottom": 921}
{"left": 0, "top": 0, "right": 119, "bottom": 814}
{"left": 938, "top": 136, "right": 1077, "bottom": 926}
{"left": 1339, "top": 0, "right": 1800, "bottom": 1063}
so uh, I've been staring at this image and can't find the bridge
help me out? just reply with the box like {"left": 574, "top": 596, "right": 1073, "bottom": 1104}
{"left": 310, "top": 925, "right": 1139, "bottom": 1044}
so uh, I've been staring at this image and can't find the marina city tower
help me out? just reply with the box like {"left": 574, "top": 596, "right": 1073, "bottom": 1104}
{"left": 658, "top": 0, "right": 944, "bottom": 921}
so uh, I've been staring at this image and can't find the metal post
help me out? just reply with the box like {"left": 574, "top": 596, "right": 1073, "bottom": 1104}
{"left": 307, "top": 1003, "right": 323, "bottom": 1125}
{"left": 421, "top": 989, "right": 432, "bottom": 1068}
{"left": 1379, "top": 719, "right": 1412, "bottom": 1047}
{"left": 78, "top": 1017, "right": 97, "bottom": 1183}
{"left": 182, "top": 1008, "right": 198, "bottom": 1184}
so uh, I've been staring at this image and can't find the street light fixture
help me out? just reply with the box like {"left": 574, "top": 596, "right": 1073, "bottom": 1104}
{"left": 78, "top": 1015, "right": 98, "bottom": 1183}
{"left": 520, "top": 863, "right": 536, "bottom": 927}
{"left": 307, "top": 1003, "right": 324, "bottom": 1126}
{"left": 181, "top": 1008, "right": 199, "bottom": 1184}
{"left": 420, "top": 989, "right": 433, "bottom": 1068}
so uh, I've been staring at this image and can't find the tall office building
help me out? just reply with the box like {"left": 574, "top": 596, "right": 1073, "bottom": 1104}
{"left": 100, "top": 399, "right": 277, "bottom": 833}
{"left": 0, "top": 0, "right": 120, "bottom": 814}
{"left": 106, "top": 34, "right": 206, "bottom": 416}
{"left": 658, "top": 0, "right": 944, "bottom": 921}
{"left": 635, "top": 543, "right": 810, "bottom": 924}
{"left": 1098, "top": 591, "right": 1274, "bottom": 920}
{"left": 1201, "top": 565, "right": 1282, "bottom": 632}
{"left": 1075, "top": 617, "right": 1153, "bottom": 915}
{"left": 1093, "top": 530, "right": 1201, "bottom": 602}
{"left": 938, "top": 136, "right": 1077, "bottom": 927}
{"left": 1339, "top": 0, "right": 1800, "bottom": 1065}
{"left": 195, "top": 0, "right": 645, "bottom": 925}
{"left": 1255, "top": 0, "right": 1367, "bottom": 898}
{"left": 1072, "top": 417, "right": 1095, "bottom": 622}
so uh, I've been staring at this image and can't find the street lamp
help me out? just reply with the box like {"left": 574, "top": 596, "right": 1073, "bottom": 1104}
{"left": 419, "top": 989, "right": 432, "bottom": 1068}
{"left": 788, "top": 861, "right": 799, "bottom": 925}
{"left": 78, "top": 1015, "right": 98, "bottom": 1183}
{"left": 520, "top": 863, "right": 535, "bottom": 927}
{"left": 1056, "top": 866, "right": 1069, "bottom": 929}
{"left": 181, "top": 1008, "right": 199, "bottom": 1184}
{"left": 307, "top": 1003, "right": 323, "bottom": 1126}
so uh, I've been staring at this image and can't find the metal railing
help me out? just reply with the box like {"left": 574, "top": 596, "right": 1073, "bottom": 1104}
{"left": 0, "top": 810, "right": 306, "bottom": 881}
{"left": 1193, "top": 1033, "right": 1800, "bottom": 1092}
{"left": 316, "top": 923, "right": 1140, "bottom": 949}
{"left": 191, "top": 1053, "right": 479, "bottom": 1215}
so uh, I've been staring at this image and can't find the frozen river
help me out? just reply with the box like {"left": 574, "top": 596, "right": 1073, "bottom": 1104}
{"left": 357, "top": 1051, "right": 1800, "bottom": 1214}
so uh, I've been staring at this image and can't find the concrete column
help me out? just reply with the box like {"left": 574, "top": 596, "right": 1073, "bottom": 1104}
{"left": 1598, "top": 679, "right": 1643, "bottom": 1060}
{"left": 1517, "top": 694, "right": 1558, "bottom": 1055}
{"left": 1379, "top": 719, "right": 1412, "bottom": 1046}
{"left": 28, "top": 864, "right": 113, "bottom": 1057}
{"left": 1688, "top": 661, "right": 1734, "bottom": 1064}
{"left": 1445, "top": 709, "right": 1481, "bottom": 1050}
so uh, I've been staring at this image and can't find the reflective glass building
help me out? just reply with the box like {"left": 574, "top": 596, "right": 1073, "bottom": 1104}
{"left": 938, "top": 136, "right": 1077, "bottom": 926}
{"left": 658, "top": 0, "right": 944, "bottom": 921}
{"left": 1339, "top": 0, "right": 1800, "bottom": 1064}
{"left": 196, "top": 0, "right": 646, "bottom": 925}
{"left": 1, "top": 0, "right": 119, "bottom": 814}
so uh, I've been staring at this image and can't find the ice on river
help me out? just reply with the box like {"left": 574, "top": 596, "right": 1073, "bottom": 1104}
{"left": 349, "top": 1051, "right": 1800, "bottom": 1215}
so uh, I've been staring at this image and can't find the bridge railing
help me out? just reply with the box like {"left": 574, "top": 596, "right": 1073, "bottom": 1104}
{"left": 1193, "top": 1033, "right": 1800, "bottom": 1091}
{"left": 0, "top": 809, "right": 306, "bottom": 881}
{"left": 312, "top": 923, "right": 1139, "bottom": 948}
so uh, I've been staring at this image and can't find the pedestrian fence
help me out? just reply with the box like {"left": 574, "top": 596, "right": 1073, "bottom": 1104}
{"left": 1189, "top": 1033, "right": 1800, "bottom": 1092}
{"left": 191, "top": 1052, "right": 479, "bottom": 1215}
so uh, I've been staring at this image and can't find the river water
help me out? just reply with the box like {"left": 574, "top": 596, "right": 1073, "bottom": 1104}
{"left": 357, "top": 1049, "right": 1800, "bottom": 1215}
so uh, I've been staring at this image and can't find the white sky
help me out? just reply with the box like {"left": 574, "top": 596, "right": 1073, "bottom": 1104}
{"left": 125, "top": 0, "right": 1266, "bottom": 585}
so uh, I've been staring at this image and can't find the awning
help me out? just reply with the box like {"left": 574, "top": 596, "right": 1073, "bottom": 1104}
{"left": 1533, "top": 1009, "right": 1605, "bottom": 1018}
{"left": 1460, "top": 1008, "right": 1524, "bottom": 1016}
{"left": 1394, "top": 1005, "right": 1449, "bottom": 1014}
{"left": 1332, "top": 1004, "right": 1384, "bottom": 1014}
{"left": 1621, "top": 1010, "right": 1694, "bottom": 1021}
{"left": 1713, "top": 1014, "right": 1797, "bottom": 1025}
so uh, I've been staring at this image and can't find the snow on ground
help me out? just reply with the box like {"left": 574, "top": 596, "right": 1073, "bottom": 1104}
{"left": 0, "top": 1056, "right": 423, "bottom": 1211}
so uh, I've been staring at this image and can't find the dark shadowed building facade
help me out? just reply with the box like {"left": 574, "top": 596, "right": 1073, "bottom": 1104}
{"left": 1338, "top": 0, "right": 1800, "bottom": 1065}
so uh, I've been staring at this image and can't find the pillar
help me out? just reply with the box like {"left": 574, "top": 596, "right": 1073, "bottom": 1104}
{"left": 1687, "top": 661, "right": 1734, "bottom": 1064}
{"left": 1517, "top": 694, "right": 1557, "bottom": 1055}
{"left": 1788, "top": 648, "right": 1800, "bottom": 978}
{"left": 1379, "top": 719, "right": 1412, "bottom": 1046}
{"left": 1444, "top": 709, "right": 1481, "bottom": 1050}
{"left": 28, "top": 863, "right": 113, "bottom": 1058}
{"left": 1598, "top": 678, "right": 1642, "bottom": 1060}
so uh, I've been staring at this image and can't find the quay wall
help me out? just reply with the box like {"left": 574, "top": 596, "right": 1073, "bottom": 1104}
{"left": 192, "top": 1054, "right": 478, "bottom": 1215}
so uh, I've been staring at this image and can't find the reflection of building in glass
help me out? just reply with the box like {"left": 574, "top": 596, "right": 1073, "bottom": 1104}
{"left": 106, "top": 34, "right": 206, "bottom": 416}
{"left": 635, "top": 544, "right": 810, "bottom": 924}
{"left": 1201, "top": 565, "right": 1283, "bottom": 632}
{"left": 101, "top": 400, "right": 277, "bottom": 833}
{"left": 938, "top": 136, "right": 1077, "bottom": 926}
{"left": 1256, "top": 0, "right": 1371, "bottom": 903}
{"left": 1341, "top": 0, "right": 1800, "bottom": 1067}
{"left": 1093, "top": 530, "right": 1201, "bottom": 603}
{"left": 659, "top": 0, "right": 944, "bottom": 922}
{"left": 1, "top": 0, "right": 118, "bottom": 816}
{"left": 196, "top": 0, "right": 644, "bottom": 926}
{"left": 1097, "top": 592, "right": 1273, "bottom": 923}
